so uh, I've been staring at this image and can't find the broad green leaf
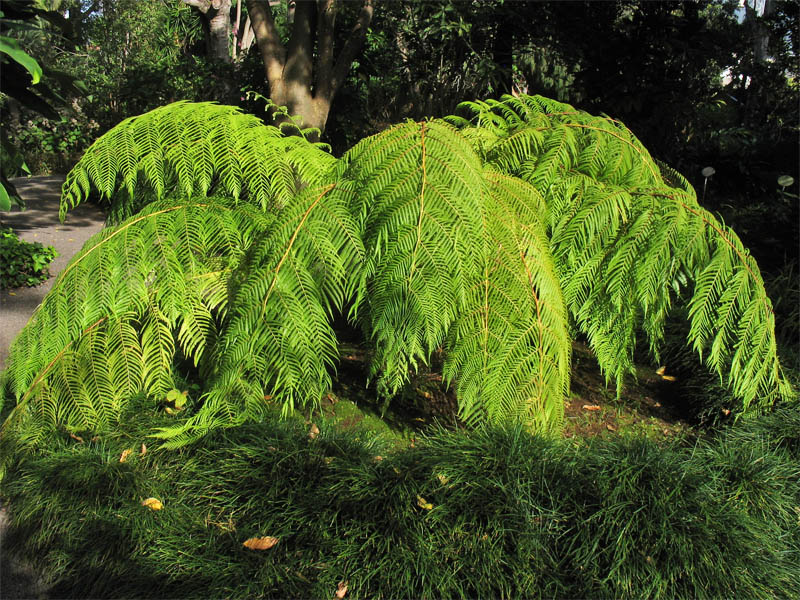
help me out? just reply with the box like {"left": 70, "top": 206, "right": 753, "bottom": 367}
{"left": 0, "top": 36, "right": 42, "bottom": 84}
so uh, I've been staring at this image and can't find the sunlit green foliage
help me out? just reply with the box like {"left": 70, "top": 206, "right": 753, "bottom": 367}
{"left": 1, "top": 95, "right": 791, "bottom": 454}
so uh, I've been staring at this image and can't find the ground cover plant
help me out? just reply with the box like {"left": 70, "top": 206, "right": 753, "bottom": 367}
{"left": 0, "top": 94, "right": 792, "bottom": 456}
{"left": 0, "top": 402, "right": 798, "bottom": 599}
{"left": 0, "top": 226, "right": 57, "bottom": 288}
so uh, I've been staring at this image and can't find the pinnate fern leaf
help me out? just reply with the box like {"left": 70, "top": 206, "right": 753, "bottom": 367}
{"left": 2, "top": 198, "right": 270, "bottom": 448}
{"left": 61, "top": 101, "right": 335, "bottom": 222}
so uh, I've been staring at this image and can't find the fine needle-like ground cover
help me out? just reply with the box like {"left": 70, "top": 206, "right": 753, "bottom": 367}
{"left": 0, "top": 94, "right": 797, "bottom": 598}
{"left": 0, "top": 399, "right": 798, "bottom": 599}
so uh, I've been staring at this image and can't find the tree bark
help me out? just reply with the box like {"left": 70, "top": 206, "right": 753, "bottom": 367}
{"left": 246, "top": 0, "right": 373, "bottom": 136}
{"left": 183, "top": 0, "right": 233, "bottom": 63}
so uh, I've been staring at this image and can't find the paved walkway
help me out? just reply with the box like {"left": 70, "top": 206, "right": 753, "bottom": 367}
{"left": 1, "top": 175, "right": 106, "bottom": 599}
{"left": 0, "top": 175, "right": 106, "bottom": 369}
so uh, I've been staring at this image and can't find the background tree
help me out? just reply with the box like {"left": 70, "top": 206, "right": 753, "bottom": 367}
{"left": 245, "top": 0, "right": 373, "bottom": 136}
{"left": 182, "top": 0, "right": 233, "bottom": 62}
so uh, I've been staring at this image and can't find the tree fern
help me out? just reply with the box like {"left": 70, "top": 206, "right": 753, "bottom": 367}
{"left": 1, "top": 95, "right": 791, "bottom": 456}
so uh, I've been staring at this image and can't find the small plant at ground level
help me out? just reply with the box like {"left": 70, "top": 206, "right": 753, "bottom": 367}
{"left": 0, "top": 227, "right": 57, "bottom": 288}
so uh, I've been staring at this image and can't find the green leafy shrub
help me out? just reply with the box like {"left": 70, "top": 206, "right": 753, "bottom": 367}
{"left": 6, "top": 113, "right": 101, "bottom": 176}
{"left": 0, "top": 227, "right": 57, "bottom": 288}
{"left": 0, "top": 95, "right": 793, "bottom": 454}
{"left": 1, "top": 411, "right": 797, "bottom": 599}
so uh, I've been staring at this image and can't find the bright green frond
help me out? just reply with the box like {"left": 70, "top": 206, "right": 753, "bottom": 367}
{"left": 1, "top": 197, "right": 268, "bottom": 448}
{"left": 153, "top": 182, "right": 365, "bottom": 444}
{"left": 444, "top": 170, "right": 569, "bottom": 431}
{"left": 61, "top": 101, "right": 335, "bottom": 222}
{"left": 339, "top": 120, "right": 485, "bottom": 394}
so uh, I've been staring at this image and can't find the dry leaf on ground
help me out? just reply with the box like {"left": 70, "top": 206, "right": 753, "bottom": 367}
{"left": 417, "top": 495, "right": 433, "bottom": 510}
{"left": 243, "top": 536, "right": 279, "bottom": 550}
{"left": 119, "top": 449, "right": 133, "bottom": 463}
{"left": 335, "top": 580, "right": 349, "bottom": 599}
{"left": 141, "top": 498, "right": 163, "bottom": 510}
{"left": 582, "top": 404, "right": 601, "bottom": 411}
{"left": 308, "top": 424, "right": 320, "bottom": 440}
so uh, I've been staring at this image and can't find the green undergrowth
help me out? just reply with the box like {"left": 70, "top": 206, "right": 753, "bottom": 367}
{"left": 0, "top": 226, "right": 58, "bottom": 288}
{"left": 1, "top": 397, "right": 798, "bottom": 599}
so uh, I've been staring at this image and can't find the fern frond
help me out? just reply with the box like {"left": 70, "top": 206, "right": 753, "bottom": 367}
{"left": 339, "top": 120, "right": 486, "bottom": 393}
{"left": 1, "top": 197, "right": 269, "bottom": 447}
{"left": 453, "top": 94, "right": 791, "bottom": 405}
{"left": 444, "top": 170, "right": 569, "bottom": 430}
{"left": 152, "top": 181, "right": 364, "bottom": 445}
{"left": 61, "top": 101, "right": 335, "bottom": 222}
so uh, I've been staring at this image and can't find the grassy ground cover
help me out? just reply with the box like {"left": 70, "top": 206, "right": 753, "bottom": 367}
{"left": 1, "top": 393, "right": 797, "bottom": 599}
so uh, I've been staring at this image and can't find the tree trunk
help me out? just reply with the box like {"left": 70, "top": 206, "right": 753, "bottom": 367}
{"left": 184, "top": 0, "right": 232, "bottom": 62}
{"left": 246, "top": 0, "right": 373, "bottom": 138}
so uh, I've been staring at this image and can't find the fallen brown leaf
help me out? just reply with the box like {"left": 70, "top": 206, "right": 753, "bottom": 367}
{"left": 606, "top": 424, "right": 617, "bottom": 431}
{"left": 437, "top": 473, "right": 450, "bottom": 485}
{"left": 655, "top": 366, "right": 667, "bottom": 375}
{"left": 416, "top": 495, "right": 433, "bottom": 510}
{"left": 373, "top": 455, "right": 383, "bottom": 462}
{"left": 140, "top": 443, "right": 147, "bottom": 456}
{"left": 69, "top": 433, "right": 84, "bottom": 443}
{"left": 335, "top": 580, "right": 348, "bottom": 599}
{"left": 308, "top": 424, "right": 320, "bottom": 440}
{"left": 660, "top": 374, "right": 677, "bottom": 382}
{"left": 582, "top": 404, "right": 601, "bottom": 411}
{"left": 119, "top": 449, "right": 133, "bottom": 463}
{"left": 243, "top": 536, "right": 279, "bottom": 550}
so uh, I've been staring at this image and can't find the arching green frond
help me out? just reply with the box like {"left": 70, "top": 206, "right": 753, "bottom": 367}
{"left": 339, "top": 120, "right": 486, "bottom": 394}
{"left": 453, "top": 94, "right": 791, "bottom": 404}
{"left": 61, "top": 101, "right": 335, "bottom": 222}
{"left": 444, "top": 170, "right": 569, "bottom": 431}
{"left": 680, "top": 202, "right": 792, "bottom": 407}
{"left": 152, "top": 182, "right": 365, "bottom": 447}
{"left": 1, "top": 198, "right": 269, "bottom": 448}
